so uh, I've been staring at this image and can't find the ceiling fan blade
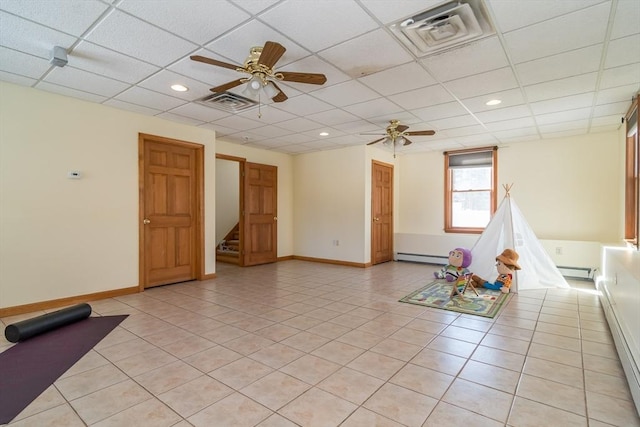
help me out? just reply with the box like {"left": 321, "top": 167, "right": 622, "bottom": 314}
{"left": 367, "top": 137, "right": 387, "bottom": 146}
{"left": 190, "top": 55, "right": 239, "bottom": 70}
{"left": 280, "top": 71, "right": 327, "bottom": 85}
{"left": 405, "top": 130, "right": 436, "bottom": 136}
{"left": 402, "top": 137, "right": 414, "bottom": 146}
{"left": 259, "top": 41, "right": 286, "bottom": 69}
{"left": 270, "top": 82, "right": 288, "bottom": 103}
{"left": 396, "top": 124, "right": 409, "bottom": 133}
{"left": 210, "top": 79, "right": 244, "bottom": 93}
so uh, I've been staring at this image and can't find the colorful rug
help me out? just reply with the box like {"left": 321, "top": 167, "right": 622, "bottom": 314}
{"left": 399, "top": 281, "right": 510, "bottom": 318}
{"left": 0, "top": 315, "right": 128, "bottom": 424}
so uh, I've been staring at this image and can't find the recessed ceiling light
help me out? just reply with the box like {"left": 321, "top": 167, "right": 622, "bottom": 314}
{"left": 171, "top": 84, "right": 188, "bottom": 92}
{"left": 319, "top": 132, "right": 329, "bottom": 136}
{"left": 486, "top": 99, "right": 502, "bottom": 106}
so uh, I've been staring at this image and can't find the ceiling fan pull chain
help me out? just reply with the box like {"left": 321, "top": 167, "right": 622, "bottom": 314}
{"left": 258, "top": 91, "right": 262, "bottom": 119}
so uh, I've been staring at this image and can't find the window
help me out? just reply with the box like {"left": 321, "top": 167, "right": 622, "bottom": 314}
{"left": 624, "top": 94, "right": 639, "bottom": 248}
{"left": 444, "top": 147, "right": 497, "bottom": 233}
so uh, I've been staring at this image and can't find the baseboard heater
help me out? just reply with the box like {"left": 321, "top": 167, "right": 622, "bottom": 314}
{"left": 396, "top": 252, "right": 594, "bottom": 280}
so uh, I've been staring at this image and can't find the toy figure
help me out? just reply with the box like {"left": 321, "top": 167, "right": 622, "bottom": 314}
{"left": 434, "top": 248, "right": 472, "bottom": 282}
{"left": 471, "top": 248, "right": 521, "bottom": 294}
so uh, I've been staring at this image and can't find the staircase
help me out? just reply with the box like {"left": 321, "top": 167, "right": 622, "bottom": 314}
{"left": 217, "top": 224, "right": 240, "bottom": 265}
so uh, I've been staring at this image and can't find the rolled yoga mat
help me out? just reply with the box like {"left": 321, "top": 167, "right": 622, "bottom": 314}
{"left": 4, "top": 303, "right": 92, "bottom": 343}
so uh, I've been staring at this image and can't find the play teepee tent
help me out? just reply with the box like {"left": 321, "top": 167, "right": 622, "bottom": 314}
{"left": 469, "top": 185, "right": 569, "bottom": 293}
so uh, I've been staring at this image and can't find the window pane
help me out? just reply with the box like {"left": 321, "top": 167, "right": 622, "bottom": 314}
{"left": 452, "top": 190, "right": 491, "bottom": 227}
{"left": 452, "top": 167, "right": 491, "bottom": 191}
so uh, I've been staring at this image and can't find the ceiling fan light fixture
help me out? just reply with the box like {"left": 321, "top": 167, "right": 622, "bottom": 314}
{"left": 263, "top": 81, "right": 279, "bottom": 98}
{"left": 248, "top": 75, "right": 262, "bottom": 91}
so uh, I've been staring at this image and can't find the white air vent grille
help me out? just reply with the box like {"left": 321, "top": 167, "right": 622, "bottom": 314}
{"left": 196, "top": 92, "right": 258, "bottom": 113}
{"left": 389, "top": 0, "right": 495, "bottom": 57}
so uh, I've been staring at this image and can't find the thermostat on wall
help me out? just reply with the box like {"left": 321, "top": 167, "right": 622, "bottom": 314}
{"left": 67, "top": 171, "right": 82, "bottom": 179}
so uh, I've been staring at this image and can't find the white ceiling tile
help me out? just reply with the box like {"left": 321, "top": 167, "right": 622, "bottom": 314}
{"left": 270, "top": 93, "right": 333, "bottom": 116}
{"left": 259, "top": 0, "right": 378, "bottom": 52}
{"left": 484, "top": 116, "right": 536, "bottom": 132}
{"left": 0, "top": 46, "right": 51, "bottom": 78}
{"left": 591, "top": 114, "right": 624, "bottom": 127}
{"left": 604, "top": 34, "right": 640, "bottom": 69}
{"left": 157, "top": 112, "right": 205, "bottom": 126}
{"left": 536, "top": 108, "right": 592, "bottom": 125}
{"left": 44, "top": 66, "right": 129, "bottom": 97}
{"left": 493, "top": 127, "right": 539, "bottom": 140}
{"left": 440, "top": 124, "right": 487, "bottom": 137}
{"left": 332, "top": 120, "right": 380, "bottom": 134}
{"left": 84, "top": 10, "right": 197, "bottom": 66}
{"left": 230, "top": 0, "right": 280, "bottom": 15}
{"left": 0, "top": 70, "right": 37, "bottom": 86}
{"left": 425, "top": 36, "right": 509, "bottom": 82}
{"left": 280, "top": 55, "right": 351, "bottom": 90}
{"left": 445, "top": 67, "right": 518, "bottom": 99}
{"left": 244, "top": 124, "right": 293, "bottom": 138}
{"left": 212, "top": 114, "right": 265, "bottom": 131}
{"left": 610, "top": 0, "right": 640, "bottom": 39}
{"left": 359, "top": 62, "right": 437, "bottom": 96}
{"left": 475, "top": 105, "right": 532, "bottom": 123}
{"left": 388, "top": 84, "right": 455, "bottom": 110}
{"left": 487, "top": 0, "right": 605, "bottom": 33}
{"left": 530, "top": 93, "right": 595, "bottom": 115}
{"left": 306, "top": 109, "right": 360, "bottom": 126}
{"left": 503, "top": 2, "right": 610, "bottom": 64}
{"left": 524, "top": 73, "right": 598, "bottom": 102}
{"left": 342, "top": 97, "right": 403, "bottom": 119}
{"left": 461, "top": 88, "right": 525, "bottom": 113}
{"left": 311, "top": 80, "right": 379, "bottom": 108}
{"left": 0, "top": 12, "right": 77, "bottom": 59}
{"left": 319, "top": 29, "right": 414, "bottom": 78}
{"left": 430, "top": 114, "right": 479, "bottom": 130}
{"left": 103, "top": 99, "right": 162, "bottom": 116}
{"left": 456, "top": 133, "right": 500, "bottom": 147}
{"left": 596, "top": 83, "right": 640, "bottom": 105}
{"left": 114, "top": 86, "right": 186, "bottom": 111}
{"left": 601, "top": 63, "right": 640, "bottom": 89}
{"left": 515, "top": 44, "right": 603, "bottom": 86}
{"left": 169, "top": 51, "right": 240, "bottom": 88}
{"left": 413, "top": 102, "right": 469, "bottom": 122}
{"left": 138, "top": 70, "right": 213, "bottom": 102}
{"left": 0, "top": 0, "right": 109, "bottom": 36}
{"left": 118, "top": 0, "right": 249, "bottom": 45}
{"left": 35, "top": 81, "right": 107, "bottom": 103}
{"left": 169, "top": 103, "right": 231, "bottom": 122}
{"left": 276, "top": 117, "right": 323, "bottom": 132}
{"left": 205, "top": 20, "right": 309, "bottom": 67}
{"left": 236, "top": 104, "right": 296, "bottom": 123}
{"left": 359, "top": 0, "right": 442, "bottom": 25}
{"left": 70, "top": 41, "right": 160, "bottom": 84}
{"left": 593, "top": 101, "right": 631, "bottom": 117}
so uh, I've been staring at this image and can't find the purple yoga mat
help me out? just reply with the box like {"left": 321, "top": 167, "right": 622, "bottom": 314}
{"left": 0, "top": 315, "right": 127, "bottom": 424}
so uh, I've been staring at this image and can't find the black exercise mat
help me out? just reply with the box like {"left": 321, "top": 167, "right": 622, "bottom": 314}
{"left": 0, "top": 315, "right": 127, "bottom": 424}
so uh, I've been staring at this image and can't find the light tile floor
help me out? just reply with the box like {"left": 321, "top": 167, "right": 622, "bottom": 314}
{"left": 2, "top": 260, "right": 639, "bottom": 426}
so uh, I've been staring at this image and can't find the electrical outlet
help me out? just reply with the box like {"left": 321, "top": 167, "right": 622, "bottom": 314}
{"left": 555, "top": 247, "right": 563, "bottom": 255}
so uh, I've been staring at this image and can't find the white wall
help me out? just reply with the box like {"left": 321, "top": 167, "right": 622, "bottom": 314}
{"left": 396, "top": 131, "right": 622, "bottom": 269}
{"left": 215, "top": 139, "right": 294, "bottom": 258}
{"left": 0, "top": 82, "right": 217, "bottom": 308}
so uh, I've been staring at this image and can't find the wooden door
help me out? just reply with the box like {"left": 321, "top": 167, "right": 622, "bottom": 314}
{"left": 371, "top": 160, "right": 393, "bottom": 265}
{"left": 242, "top": 162, "right": 277, "bottom": 266}
{"left": 139, "top": 134, "right": 202, "bottom": 288}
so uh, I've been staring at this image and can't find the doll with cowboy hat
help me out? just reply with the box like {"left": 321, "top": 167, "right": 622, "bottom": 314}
{"left": 471, "top": 248, "right": 521, "bottom": 294}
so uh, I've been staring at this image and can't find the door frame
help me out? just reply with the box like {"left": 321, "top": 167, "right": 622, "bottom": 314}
{"left": 216, "top": 153, "right": 246, "bottom": 266}
{"left": 138, "top": 133, "right": 205, "bottom": 291}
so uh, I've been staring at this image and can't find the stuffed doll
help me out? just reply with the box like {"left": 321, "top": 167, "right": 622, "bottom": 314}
{"left": 471, "top": 248, "right": 521, "bottom": 294}
{"left": 434, "top": 248, "right": 472, "bottom": 282}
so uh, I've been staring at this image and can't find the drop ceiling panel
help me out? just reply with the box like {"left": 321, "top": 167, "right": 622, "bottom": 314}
{"left": 0, "top": 12, "right": 77, "bottom": 59}
{"left": 115, "top": 86, "right": 186, "bottom": 110}
{"left": 36, "top": 81, "right": 107, "bottom": 103}
{"left": 524, "top": 73, "right": 598, "bottom": 102}
{"left": 0, "top": 47, "right": 51, "bottom": 78}
{"left": 44, "top": 66, "right": 129, "bottom": 97}
{"left": 71, "top": 41, "right": 160, "bottom": 83}
{"left": 530, "top": 93, "right": 595, "bottom": 115}
{"left": 230, "top": 0, "right": 280, "bottom": 15}
{"left": 515, "top": 45, "right": 603, "bottom": 86}
{"left": 311, "top": 80, "right": 380, "bottom": 108}
{"left": 604, "top": 34, "right": 640, "bottom": 68}
{"left": 84, "top": 10, "right": 197, "bottom": 66}
{"left": 388, "top": 84, "right": 456, "bottom": 110}
{"left": 359, "top": 0, "right": 443, "bottom": 25}
{"left": 359, "top": 62, "right": 437, "bottom": 96}
{"left": 259, "top": 0, "right": 378, "bottom": 52}
{"left": 611, "top": 0, "right": 640, "bottom": 39}
{"left": 445, "top": 67, "right": 518, "bottom": 99}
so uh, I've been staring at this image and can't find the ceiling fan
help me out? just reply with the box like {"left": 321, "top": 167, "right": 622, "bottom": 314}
{"left": 190, "top": 41, "right": 327, "bottom": 103}
{"left": 364, "top": 120, "right": 436, "bottom": 146}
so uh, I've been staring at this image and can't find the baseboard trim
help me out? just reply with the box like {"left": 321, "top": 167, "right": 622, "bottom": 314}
{"left": 0, "top": 286, "right": 140, "bottom": 317}
{"left": 278, "top": 255, "right": 294, "bottom": 261}
{"left": 292, "top": 255, "right": 367, "bottom": 268}
{"left": 201, "top": 273, "right": 217, "bottom": 280}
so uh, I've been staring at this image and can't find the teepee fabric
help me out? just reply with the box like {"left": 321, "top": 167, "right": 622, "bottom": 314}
{"left": 469, "top": 193, "right": 569, "bottom": 293}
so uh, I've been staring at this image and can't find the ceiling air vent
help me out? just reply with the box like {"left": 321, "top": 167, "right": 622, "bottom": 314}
{"left": 389, "top": 0, "right": 495, "bottom": 57}
{"left": 196, "top": 92, "right": 258, "bottom": 113}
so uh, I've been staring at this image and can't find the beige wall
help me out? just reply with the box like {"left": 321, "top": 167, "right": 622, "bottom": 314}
{"left": 215, "top": 158, "right": 239, "bottom": 245}
{"left": 0, "top": 82, "right": 217, "bottom": 308}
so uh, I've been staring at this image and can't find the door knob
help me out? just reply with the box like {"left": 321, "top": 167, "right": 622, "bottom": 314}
{"left": 374, "top": 217, "right": 380, "bottom": 222}
{"left": 143, "top": 219, "right": 151, "bottom": 224}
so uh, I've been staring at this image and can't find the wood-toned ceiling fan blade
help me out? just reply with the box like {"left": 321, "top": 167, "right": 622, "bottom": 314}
{"left": 270, "top": 82, "right": 288, "bottom": 103}
{"left": 259, "top": 41, "right": 286, "bottom": 68}
{"left": 402, "top": 137, "right": 414, "bottom": 146}
{"left": 210, "top": 79, "right": 244, "bottom": 93}
{"left": 367, "top": 137, "right": 387, "bottom": 146}
{"left": 280, "top": 72, "right": 327, "bottom": 85}
{"left": 396, "top": 124, "right": 409, "bottom": 133}
{"left": 405, "top": 130, "right": 436, "bottom": 136}
{"left": 190, "top": 55, "right": 239, "bottom": 70}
